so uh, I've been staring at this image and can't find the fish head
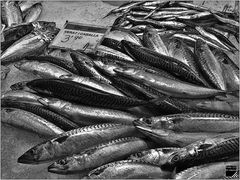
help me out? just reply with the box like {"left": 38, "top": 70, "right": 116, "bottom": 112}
{"left": 32, "top": 21, "right": 56, "bottom": 31}
{"left": 18, "top": 140, "right": 55, "bottom": 164}
{"left": 26, "top": 79, "right": 53, "bottom": 95}
{"left": 38, "top": 97, "right": 69, "bottom": 110}
{"left": 48, "top": 156, "right": 76, "bottom": 174}
{"left": 10, "top": 81, "right": 31, "bottom": 91}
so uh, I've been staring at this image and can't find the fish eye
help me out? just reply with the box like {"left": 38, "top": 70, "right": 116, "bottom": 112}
{"left": 58, "top": 159, "right": 66, "bottom": 165}
{"left": 144, "top": 118, "right": 152, "bottom": 124}
{"left": 170, "top": 154, "right": 180, "bottom": 164}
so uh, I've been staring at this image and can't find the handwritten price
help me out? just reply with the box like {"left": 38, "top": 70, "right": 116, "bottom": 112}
{"left": 61, "top": 34, "right": 83, "bottom": 43}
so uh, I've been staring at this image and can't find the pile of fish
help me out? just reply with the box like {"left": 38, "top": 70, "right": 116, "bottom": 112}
{"left": 1, "top": 0, "right": 239, "bottom": 179}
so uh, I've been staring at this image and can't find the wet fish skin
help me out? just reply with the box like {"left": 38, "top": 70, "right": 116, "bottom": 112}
{"left": 134, "top": 120, "right": 218, "bottom": 147}
{"left": 114, "top": 66, "right": 224, "bottom": 99}
{"left": 128, "top": 147, "right": 182, "bottom": 166}
{"left": 143, "top": 26, "right": 169, "bottom": 56}
{"left": 1, "top": 108, "right": 64, "bottom": 137}
{"left": 121, "top": 40, "right": 207, "bottom": 86}
{"left": 70, "top": 51, "right": 110, "bottom": 84}
{"left": 1, "top": 99, "right": 79, "bottom": 131}
{"left": 23, "top": 3, "right": 42, "bottom": 23}
{"left": 48, "top": 137, "right": 152, "bottom": 174}
{"left": 19, "top": 1, "right": 42, "bottom": 13}
{"left": 87, "top": 160, "right": 173, "bottom": 179}
{"left": 1, "top": 65, "right": 10, "bottom": 80}
{"left": 174, "top": 161, "right": 239, "bottom": 179}
{"left": 25, "top": 55, "right": 78, "bottom": 74}
{"left": 18, "top": 123, "right": 140, "bottom": 164}
{"left": 60, "top": 74, "right": 124, "bottom": 97}
{"left": 38, "top": 97, "right": 138, "bottom": 126}
{"left": 1, "top": 90, "right": 41, "bottom": 105}
{"left": 14, "top": 60, "right": 73, "bottom": 79}
{"left": 1, "top": 1, "right": 23, "bottom": 27}
{"left": 26, "top": 79, "right": 147, "bottom": 109}
{"left": 1, "top": 23, "right": 34, "bottom": 52}
{"left": 1, "top": 24, "right": 59, "bottom": 65}
{"left": 195, "top": 39, "right": 226, "bottom": 90}
{"left": 135, "top": 113, "right": 239, "bottom": 133}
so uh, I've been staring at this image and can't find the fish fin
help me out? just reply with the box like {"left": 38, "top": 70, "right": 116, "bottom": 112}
{"left": 198, "top": 143, "right": 213, "bottom": 150}
{"left": 53, "top": 136, "right": 68, "bottom": 144}
{"left": 149, "top": 96, "right": 170, "bottom": 106}
{"left": 170, "top": 167, "right": 177, "bottom": 179}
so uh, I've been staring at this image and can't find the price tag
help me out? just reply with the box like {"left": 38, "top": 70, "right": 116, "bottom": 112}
{"left": 49, "top": 21, "right": 110, "bottom": 53}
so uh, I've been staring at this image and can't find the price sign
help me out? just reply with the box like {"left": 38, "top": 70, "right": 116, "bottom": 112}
{"left": 49, "top": 21, "right": 110, "bottom": 53}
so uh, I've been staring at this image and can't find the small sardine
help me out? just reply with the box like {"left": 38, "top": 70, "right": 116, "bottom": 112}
{"left": 18, "top": 123, "right": 140, "bottom": 164}
{"left": 48, "top": 137, "right": 152, "bottom": 174}
{"left": 38, "top": 97, "right": 138, "bottom": 126}
{"left": 1, "top": 108, "right": 64, "bottom": 137}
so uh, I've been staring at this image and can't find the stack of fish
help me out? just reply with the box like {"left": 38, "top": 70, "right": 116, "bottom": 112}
{"left": 1, "top": 0, "right": 239, "bottom": 179}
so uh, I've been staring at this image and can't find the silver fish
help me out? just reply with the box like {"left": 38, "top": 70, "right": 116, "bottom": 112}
{"left": 87, "top": 160, "right": 173, "bottom": 179}
{"left": 14, "top": 60, "right": 73, "bottom": 79}
{"left": 38, "top": 97, "right": 138, "bottom": 126}
{"left": 23, "top": 3, "right": 42, "bottom": 23}
{"left": 18, "top": 123, "right": 140, "bottom": 164}
{"left": 1, "top": 108, "right": 64, "bottom": 137}
{"left": 48, "top": 137, "right": 151, "bottom": 174}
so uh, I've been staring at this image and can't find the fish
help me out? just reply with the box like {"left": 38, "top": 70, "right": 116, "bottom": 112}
{"left": 121, "top": 40, "right": 208, "bottom": 86}
{"left": 174, "top": 161, "right": 239, "bottom": 179}
{"left": 114, "top": 66, "right": 224, "bottom": 99}
{"left": 70, "top": 51, "right": 110, "bottom": 83}
{"left": 38, "top": 97, "right": 138, "bottom": 126}
{"left": 105, "top": 28, "right": 142, "bottom": 46}
{"left": 126, "top": 16, "right": 187, "bottom": 29}
{"left": 17, "top": 123, "right": 140, "bottom": 164}
{"left": 23, "top": 3, "right": 42, "bottom": 23}
{"left": 142, "top": 26, "right": 170, "bottom": 56}
{"left": 183, "top": 99, "right": 239, "bottom": 115}
{"left": 60, "top": 74, "right": 125, "bottom": 96}
{"left": 195, "top": 26, "right": 234, "bottom": 52}
{"left": 1, "top": 90, "right": 42, "bottom": 105}
{"left": 195, "top": 39, "right": 226, "bottom": 90}
{"left": 86, "top": 160, "right": 173, "bottom": 179}
{"left": 213, "top": 13, "right": 239, "bottom": 28}
{"left": 1, "top": 99, "right": 79, "bottom": 131}
{"left": 1, "top": 65, "right": 10, "bottom": 80}
{"left": 213, "top": 50, "right": 239, "bottom": 91}
{"left": 1, "top": 23, "right": 34, "bottom": 52}
{"left": 45, "top": 48, "right": 73, "bottom": 62}
{"left": 24, "top": 55, "right": 79, "bottom": 75}
{"left": 14, "top": 60, "right": 73, "bottom": 79}
{"left": 128, "top": 147, "right": 182, "bottom": 166}
{"left": 92, "top": 45, "right": 134, "bottom": 62}
{"left": 26, "top": 79, "right": 147, "bottom": 109}
{"left": 48, "top": 137, "right": 152, "bottom": 174}
{"left": 19, "top": 1, "right": 42, "bottom": 13}
{"left": 1, "top": 1, "right": 23, "bottom": 27}
{"left": 1, "top": 108, "right": 64, "bottom": 137}
{"left": 1, "top": 22, "right": 59, "bottom": 65}
{"left": 135, "top": 113, "right": 239, "bottom": 133}
{"left": 133, "top": 120, "right": 218, "bottom": 147}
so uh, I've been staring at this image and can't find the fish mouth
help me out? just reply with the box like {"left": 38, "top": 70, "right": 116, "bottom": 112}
{"left": 48, "top": 163, "right": 69, "bottom": 174}
{"left": 17, "top": 153, "right": 38, "bottom": 164}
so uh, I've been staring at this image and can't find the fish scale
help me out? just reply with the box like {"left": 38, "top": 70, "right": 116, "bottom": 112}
{"left": 1, "top": 99, "right": 78, "bottom": 131}
{"left": 26, "top": 79, "right": 147, "bottom": 109}
{"left": 122, "top": 40, "right": 208, "bottom": 86}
